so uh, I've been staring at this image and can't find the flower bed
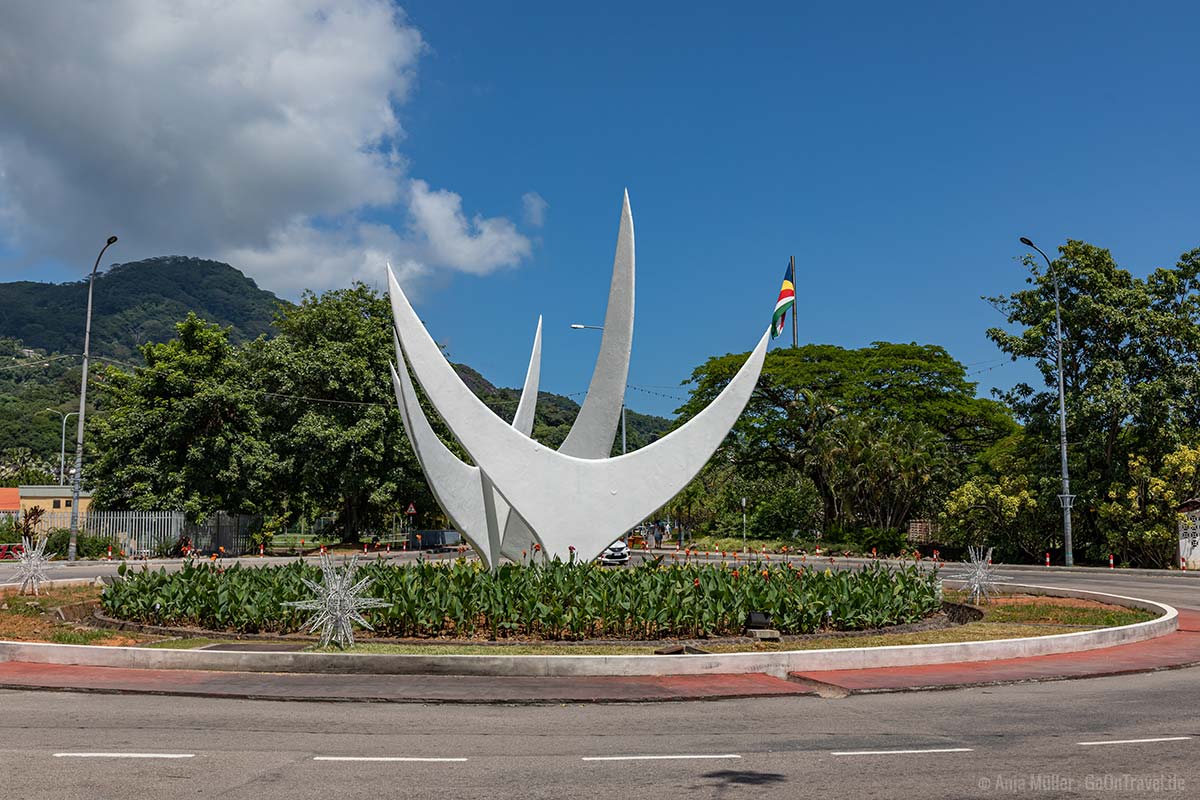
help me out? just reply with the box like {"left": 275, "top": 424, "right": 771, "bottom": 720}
{"left": 101, "top": 558, "right": 942, "bottom": 641}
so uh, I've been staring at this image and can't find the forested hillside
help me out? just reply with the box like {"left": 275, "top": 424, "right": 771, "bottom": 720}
{"left": 0, "top": 256, "right": 286, "bottom": 361}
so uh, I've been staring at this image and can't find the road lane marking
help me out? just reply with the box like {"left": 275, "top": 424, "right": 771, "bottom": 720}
{"left": 831, "top": 748, "right": 974, "bottom": 756}
{"left": 581, "top": 754, "right": 742, "bottom": 762}
{"left": 1077, "top": 737, "right": 1192, "bottom": 747}
{"left": 313, "top": 756, "right": 468, "bottom": 762}
{"left": 54, "top": 752, "right": 195, "bottom": 759}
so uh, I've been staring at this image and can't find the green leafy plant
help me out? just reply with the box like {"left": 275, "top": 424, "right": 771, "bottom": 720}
{"left": 102, "top": 558, "right": 941, "bottom": 640}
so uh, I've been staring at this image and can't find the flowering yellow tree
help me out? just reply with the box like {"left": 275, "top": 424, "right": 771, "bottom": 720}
{"left": 1098, "top": 445, "right": 1200, "bottom": 567}
{"left": 942, "top": 473, "right": 1042, "bottom": 557}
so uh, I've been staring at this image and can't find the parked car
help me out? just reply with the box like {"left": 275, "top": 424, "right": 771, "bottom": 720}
{"left": 599, "top": 539, "right": 630, "bottom": 566}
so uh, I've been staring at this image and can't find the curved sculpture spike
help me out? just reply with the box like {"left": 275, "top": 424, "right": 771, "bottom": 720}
{"left": 389, "top": 265, "right": 768, "bottom": 562}
{"left": 558, "top": 189, "right": 634, "bottom": 459}
{"left": 391, "top": 316, "right": 545, "bottom": 569}
{"left": 511, "top": 317, "right": 543, "bottom": 436}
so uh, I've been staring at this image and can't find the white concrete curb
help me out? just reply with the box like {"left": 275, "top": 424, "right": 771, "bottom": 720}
{"left": 0, "top": 581, "right": 1178, "bottom": 679}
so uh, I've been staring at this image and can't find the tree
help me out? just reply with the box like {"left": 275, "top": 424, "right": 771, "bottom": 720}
{"left": 251, "top": 284, "right": 432, "bottom": 539}
{"left": 89, "top": 314, "right": 270, "bottom": 519}
{"left": 987, "top": 241, "right": 1200, "bottom": 563}
{"left": 0, "top": 447, "right": 56, "bottom": 487}
{"left": 1096, "top": 444, "right": 1200, "bottom": 567}
{"left": 675, "top": 343, "right": 1015, "bottom": 533}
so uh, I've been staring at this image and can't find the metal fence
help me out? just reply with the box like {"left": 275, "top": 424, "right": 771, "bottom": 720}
{"left": 10, "top": 509, "right": 262, "bottom": 557}
{"left": 21, "top": 510, "right": 186, "bottom": 556}
{"left": 183, "top": 512, "right": 260, "bottom": 556}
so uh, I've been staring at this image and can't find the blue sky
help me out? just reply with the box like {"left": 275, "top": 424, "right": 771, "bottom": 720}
{"left": 3, "top": 1, "right": 1198, "bottom": 417}
{"left": 396, "top": 1, "right": 1199, "bottom": 415}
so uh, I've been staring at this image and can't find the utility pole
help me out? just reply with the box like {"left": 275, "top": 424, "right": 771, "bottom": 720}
{"left": 1020, "top": 237, "right": 1074, "bottom": 566}
{"left": 741, "top": 496, "right": 747, "bottom": 550}
{"left": 68, "top": 235, "right": 118, "bottom": 561}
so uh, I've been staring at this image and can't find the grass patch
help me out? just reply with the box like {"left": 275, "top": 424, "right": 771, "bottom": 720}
{"left": 318, "top": 642, "right": 659, "bottom": 655}
{"left": 981, "top": 602, "right": 1155, "bottom": 627}
{"left": 142, "top": 637, "right": 232, "bottom": 649}
{"left": 47, "top": 628, "right": 120, "bottom": 645}
{"left": 703, "top": 622, "right": 1089, "bottom": 652}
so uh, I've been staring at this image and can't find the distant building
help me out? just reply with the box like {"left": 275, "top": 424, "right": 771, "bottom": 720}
{"left": 1180, "top": 499, "right": 1200, "bottom": 570}
{"left": 0, "top": 488, "right": 19, "bottom": 520}
{"left": 906, "top": 518, "right": 941, "bottom": 545}
{"left": 17, "top": 485, "right": 93, "bottom": 515}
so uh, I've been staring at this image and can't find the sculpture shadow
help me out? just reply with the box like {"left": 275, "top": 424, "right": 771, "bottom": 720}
{"left": 698, "top": 769, "right": 788, "bottom": 797}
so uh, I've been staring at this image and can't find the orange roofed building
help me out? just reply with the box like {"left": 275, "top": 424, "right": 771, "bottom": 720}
{"left": 0, "top": 488, "right": 19, "bottom": 518}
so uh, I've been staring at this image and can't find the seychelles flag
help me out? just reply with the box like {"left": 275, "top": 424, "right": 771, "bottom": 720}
{"left": 771, "top": 261, "right": 795, "bottom": 339}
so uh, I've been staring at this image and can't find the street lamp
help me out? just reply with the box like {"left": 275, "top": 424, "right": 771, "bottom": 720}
{"left": 67, "top": 234, "right": 118, "bottom": 561}
{"left": 1019, "top": 236, "right": 1074, "bottom": 567}
{"left": 43, "top": 409, "right": 79, "bottom": 485}
{"left": 568, "top": 323, "right": 626, "bottom": 454}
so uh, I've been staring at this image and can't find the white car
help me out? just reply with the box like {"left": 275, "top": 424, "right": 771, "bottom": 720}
{"left": 599, "top": 539, "right": 631, "bottom": 565}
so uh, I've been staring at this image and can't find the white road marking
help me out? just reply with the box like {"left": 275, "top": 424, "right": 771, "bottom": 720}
{"left": 1077, "top": 736, "right": 1192, "bottom": 747}
{"left": 581, "top": 754, "right": 742, "bottom": 762}
{"left": 312, "top": 756, "right": 469, "bottom": 762}
{"left": 53, "top": 752, "right": 195, "bottom": 759}
{"left": 831, "top": 748, "right": 974, "bottom": 756}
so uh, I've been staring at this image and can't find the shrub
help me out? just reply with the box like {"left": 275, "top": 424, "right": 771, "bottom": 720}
{"left": 852, "top": 527, "right": 909, "bottom": 556}
{"left": 43, "top": 529, "right": 111, "bottom": 560}
{"left": 102, "top": 558, "right": 942, "bottom": 640}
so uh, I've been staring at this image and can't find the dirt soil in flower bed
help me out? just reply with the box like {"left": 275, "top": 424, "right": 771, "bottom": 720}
{"left": 0, "top": 585, "right": 153, "bottom": 647}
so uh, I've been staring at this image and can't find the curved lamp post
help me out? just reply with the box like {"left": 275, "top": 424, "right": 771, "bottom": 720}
{"left": 569, "top": 323, "right": 626, "bottom": 454}
{"left": 67, "top": 235, "right": 118, "bottom": 561}
{"left": 43, "top": 408, "right": 79, "bottom": 485}
{"left": 1020, "top": 236, "right": 1074, "bottom": 567}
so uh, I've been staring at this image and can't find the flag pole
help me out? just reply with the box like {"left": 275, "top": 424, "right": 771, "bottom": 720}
{"left": 790, "top": 255, "right": 798, "bottom": 348}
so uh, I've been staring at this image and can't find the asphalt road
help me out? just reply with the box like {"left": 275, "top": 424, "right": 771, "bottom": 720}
{"left": 2, "top": 667, "right": 1197, "bottom": 799}
{"left": 2, "top": 557, "right": 1199, "bottom": 798}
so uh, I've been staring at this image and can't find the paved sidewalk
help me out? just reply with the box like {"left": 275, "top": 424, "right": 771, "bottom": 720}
{"left": 793, "top": 609, "right": 1200, "bottom": 694}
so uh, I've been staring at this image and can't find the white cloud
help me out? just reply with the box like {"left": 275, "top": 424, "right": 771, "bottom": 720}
{"left": 408, "top": 180, "right": 532, "bottom": 274}
{"left": 0, "top": 0, "right": 535, "bottom": 296}
{"left": 522, "top": 191, "right": 548, "bottom": 228}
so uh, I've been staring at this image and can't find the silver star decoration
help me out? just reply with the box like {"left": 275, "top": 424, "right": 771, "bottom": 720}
{"left": 283, "top": 553, "right": 390, "bottom": 649}
{"left": 16, "top": 535, "right": 51, "bottom": 596}
{"left": 946, "top": 546, "right": 1008, "bottom": 605}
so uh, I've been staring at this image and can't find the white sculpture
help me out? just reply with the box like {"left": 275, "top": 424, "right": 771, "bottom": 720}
{"left": 389, "top": 191, "right": 768, "bottom": 565}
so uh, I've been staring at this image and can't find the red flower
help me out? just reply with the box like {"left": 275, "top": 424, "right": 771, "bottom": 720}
{"left": 693, "top": 578, "right": 700, "bottom": 587}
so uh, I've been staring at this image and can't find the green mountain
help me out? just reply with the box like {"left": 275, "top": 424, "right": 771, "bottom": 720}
{"left": 453, "top": 363, "right": 671, "bottom": 453}
{"left": 0, "top": 256, "right": 286, "bottom": 362}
